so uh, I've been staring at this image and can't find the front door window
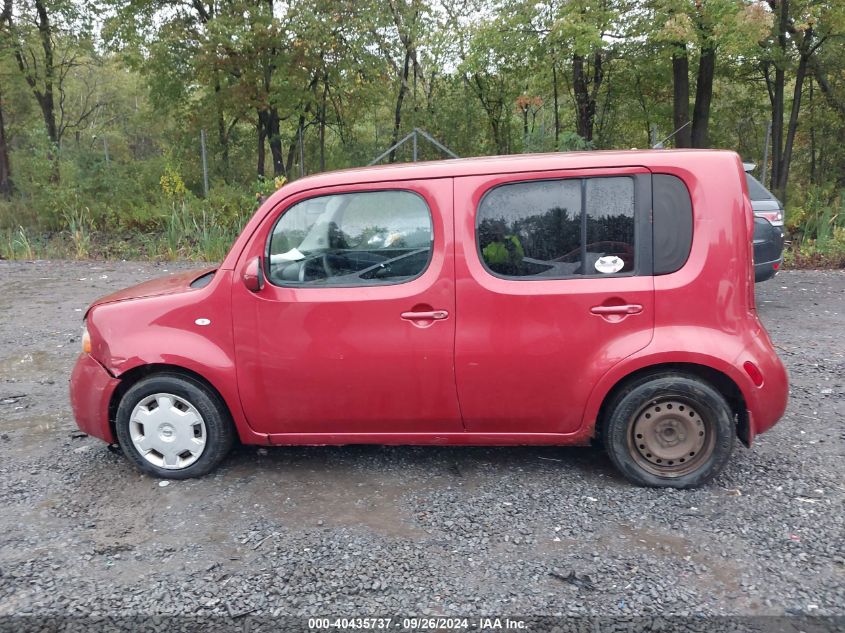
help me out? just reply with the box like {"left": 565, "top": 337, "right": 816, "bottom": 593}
{"left": 267, "top": 190, "right": 433, "bottom": 286}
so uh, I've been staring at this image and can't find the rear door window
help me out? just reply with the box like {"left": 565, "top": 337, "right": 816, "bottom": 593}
{"left": 477, "top": 176, "right": 636, "bottom": 278}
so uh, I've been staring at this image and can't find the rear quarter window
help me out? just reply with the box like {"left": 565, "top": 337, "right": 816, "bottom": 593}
{"left": 653, "top": 174, "right": 693, "bottom": 275}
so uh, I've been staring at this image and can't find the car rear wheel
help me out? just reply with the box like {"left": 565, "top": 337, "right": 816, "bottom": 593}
{"left": 601, "top": 374, "right": 735, "bottom": 488}
{"left": 115, "top": 373, "right": 235, "bottom": 479}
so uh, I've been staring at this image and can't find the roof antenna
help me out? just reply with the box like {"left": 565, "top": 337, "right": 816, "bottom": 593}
{"left": 652, "top": 121, "right": 691, "bottom": 149}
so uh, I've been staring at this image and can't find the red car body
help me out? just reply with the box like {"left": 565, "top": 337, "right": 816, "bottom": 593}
{"left": 70, "top": 150, "right": 787, "bottom": 455}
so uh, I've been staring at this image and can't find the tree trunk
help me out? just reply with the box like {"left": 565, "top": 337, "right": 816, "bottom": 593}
{"left": 33, "top": 0, "right": 58, "bottom": 181}
{"left": 319, "top": 75, "right": 328, "bottom": 172}
{"left": 573, "top": 52, "right": 602, "bottom": 142}
{"left": 810, "top": 57, "right": 845, "bottom": 120}
{"left": 809, "top": 77, "right": 816, "bottom": 184}
{"left": 389, "top": 51, "right": 411, "bottom": 163}
{"left": 266, "top": 108, "right": 284, "bottom": 177}
{"left": 286, "top": 113, "right": 306, "bottom": 177}
{"left": 691, "top": 44, "right": 715, "bottom": 148}
{"left": 469, "top": 73, "right": 508, "bottom": 154}
{"left": 551, "top": 58, "right": 560, "bottom": 149}
{"left": 489, "top": 118, "right": 502, "bottom": 153}
{"left": 768, "top": 0, "right": 789, "bottom": 190}
{"left": 573, "top": 54, "right": 590, "bottom": 141}
{"left": 672, "top": 45, "right": 691, "bottom": 148}
{"left": 0, "top": 85, "right": 12, "bottom": 199}
{"left": 775, "top": 41, "right": 810, "bottom": 202}
{"left": 257, "top": 114, "right": 266, "bottom": 179}
{"left": 6, "top": 0, "right": 60, "bottom": 182}
{"left": 214, "top": 73, "right": 229, "bottom": 182}
{"left": 522, "top": 104, "right": 529, "bottom": 144}
{"left": 769, "top": 64, "right": 785, "bottom": 190}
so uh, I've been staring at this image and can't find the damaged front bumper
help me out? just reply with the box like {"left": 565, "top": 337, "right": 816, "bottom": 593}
{"left": 69, "top": 353, "right": 119, "bottom": 444}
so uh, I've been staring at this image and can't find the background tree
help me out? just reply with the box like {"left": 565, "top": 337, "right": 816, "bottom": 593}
{"left": 1, "top": 0, "right": 99, "bottom": 181}
{"left": 0, "top": 0, "right": 842, "bottom": 265}
{"left": 0, "top": 78, "right": 12, "bottom": 198}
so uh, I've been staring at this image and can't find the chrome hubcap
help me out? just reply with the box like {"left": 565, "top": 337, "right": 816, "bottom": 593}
{"left": 129, "top": 393, "right": 206, "bottom": 470}
{"left": 629, "top": 399, "right": 713, "bottom": 477}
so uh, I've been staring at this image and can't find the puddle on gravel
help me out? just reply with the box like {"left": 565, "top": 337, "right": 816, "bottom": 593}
{"left": 0, "top": 351, "right": 55, "bottom": 380}
{"left": 219, "top": 454, "right": 433, "bottom": 539}
{"left": 614, "top": 524, "right": 694, "bottom": 557}
{"left": 0, "top": 413, "right": 67, "bottom": 436}
{"left": 266, "top": 474, "right": 427, "bottom": 539}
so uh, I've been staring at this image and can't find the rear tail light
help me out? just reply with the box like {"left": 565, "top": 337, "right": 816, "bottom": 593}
{"left": 773, "top": 262, "right": 780, "bottom": 271}
{"left": 755, "top": 210, "right": 784, "bottom": 226}
{"left": 743, "top": 361, "right": 764, "bottom": 387}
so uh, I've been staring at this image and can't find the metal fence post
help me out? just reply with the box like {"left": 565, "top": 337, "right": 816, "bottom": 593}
{"left": 298, "top": 124, "right": 305, "bottom": 178}
{"left": 761, "top": 122, "right": 771, "bottom": 186}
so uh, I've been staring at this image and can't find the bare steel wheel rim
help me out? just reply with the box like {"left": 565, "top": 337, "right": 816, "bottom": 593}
{"left": 628, "top": 398, "right": 715, "bottom": 478}
{"left": 129, "top": 393, "right": 207, "bottom": 470}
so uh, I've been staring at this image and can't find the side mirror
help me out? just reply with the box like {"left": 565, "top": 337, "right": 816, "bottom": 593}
{"left": 243, "top": 256, "right": 265, "bottom": 292}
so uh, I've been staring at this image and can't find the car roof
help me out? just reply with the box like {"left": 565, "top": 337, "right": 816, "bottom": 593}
{"left": 281, "top": 149, "right": 741, "bottom": 191}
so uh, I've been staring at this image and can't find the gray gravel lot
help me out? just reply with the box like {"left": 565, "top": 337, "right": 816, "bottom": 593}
{"left": 0, "top": 261, "right": 842, "bottom": 623}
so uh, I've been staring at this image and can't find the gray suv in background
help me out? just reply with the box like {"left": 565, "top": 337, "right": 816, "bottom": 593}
{"left": 745, "top": 164, "right": 785, "bottom": 283}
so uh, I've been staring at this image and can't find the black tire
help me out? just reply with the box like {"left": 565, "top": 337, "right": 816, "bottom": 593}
{"left": 600, "top": 374, "right": 735, "bottom": 489}
{"left": 115, "top": 372, "right": 235, "bottom": 479}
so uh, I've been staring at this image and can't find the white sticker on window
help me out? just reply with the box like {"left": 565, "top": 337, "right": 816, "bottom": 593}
{"left": 595, "top": 255, "right": 624, "bottom": 274}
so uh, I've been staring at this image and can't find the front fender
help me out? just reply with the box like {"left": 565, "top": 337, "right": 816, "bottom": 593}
{"left": 108, "top": 349, "right": 267, "bottom": 446}
{"left": 86, "top": 272, "right": 268, "bottom": 445}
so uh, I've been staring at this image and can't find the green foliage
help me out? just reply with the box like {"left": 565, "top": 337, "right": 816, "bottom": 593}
{"left": 784, "top": 188, "right": 845, "bottom": 268}
{"left": 62, "top": 203, "right": 94, "bottom": 259}
{"left": 0, "top": 0, "right": 842, "bottom": 267}
{"left": 0, "top": 226, "right": 35, "bottom": 260}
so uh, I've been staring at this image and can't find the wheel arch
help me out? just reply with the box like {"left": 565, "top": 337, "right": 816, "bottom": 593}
{"left": 592, "top": 362, "right": 749, "bottom": 446}
{"left": 108, "top": 364, "right": 242, "bottom": 445}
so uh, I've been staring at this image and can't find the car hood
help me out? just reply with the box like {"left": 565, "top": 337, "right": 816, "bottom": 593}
{"left": 88, "top": 267, "right": 216, "bottom": 310}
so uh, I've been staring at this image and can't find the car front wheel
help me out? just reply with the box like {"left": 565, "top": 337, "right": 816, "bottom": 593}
{"left": 601, "top": 374, "right": 735, "bottom": 488}
{"left": 115, "top": 372, "right": 235, "bottom": 479}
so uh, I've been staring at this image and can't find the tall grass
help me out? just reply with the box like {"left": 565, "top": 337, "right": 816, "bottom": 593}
{"left": 784, "top": 188, "right": 845, "bottom": 268}
{"left": 1, "top": 226, "right": 37, "bottom": 260}
{"left": 193, "top": 210, "right": 233, "bottom": 262}
{"left": 63, "top": 205, "right": 94, "bottom": 259}
{"left": 0, "top": 163, "right": 270, "bottom": 262}
{"left": 163, "top": 202, "right": 192, "bottom": 259}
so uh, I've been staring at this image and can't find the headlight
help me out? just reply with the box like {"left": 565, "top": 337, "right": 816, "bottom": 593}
{"left": 82, "top": 322, "right": 91, "bottom": 354}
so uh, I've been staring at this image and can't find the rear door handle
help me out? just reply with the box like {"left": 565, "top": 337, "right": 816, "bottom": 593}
{"left": 590, "top": 304, "right": 643, "bottom": 315}
{"left": 401, "top": 310, "right": 449, "bottom": 320}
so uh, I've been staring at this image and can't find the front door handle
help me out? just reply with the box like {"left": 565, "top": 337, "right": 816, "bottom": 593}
{"left": 401, "top": 310, "right": 449, "bottom": 321}
{"left": 590, "top": 304, "right": 643, "bottom": 315}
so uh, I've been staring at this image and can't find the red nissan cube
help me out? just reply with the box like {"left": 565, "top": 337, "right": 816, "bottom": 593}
{"left": 70, "top": 150, "right": 788, "bottom": 488}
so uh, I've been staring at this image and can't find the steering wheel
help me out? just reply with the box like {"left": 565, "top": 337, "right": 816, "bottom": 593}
{"left": 321, "top": 254, "right": 334, "bottom": 278}
{"left": 297, "top": 254, "right": 334, "bottom": 282}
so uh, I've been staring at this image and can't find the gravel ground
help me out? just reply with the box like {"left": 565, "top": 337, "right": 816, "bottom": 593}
{"left": 0, "top": 261, "right": 842, "bottom": 625}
